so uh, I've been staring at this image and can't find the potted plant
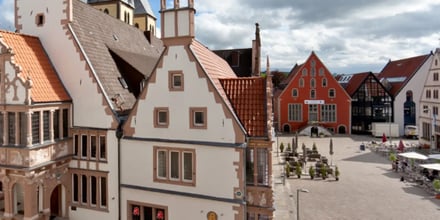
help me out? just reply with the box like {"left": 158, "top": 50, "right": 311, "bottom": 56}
{"left": 321, "top": 165, "right": 328, "bottom": 180}
{"left": 295, "top": 163, "right": 302, "bottom": 178}
{"left": 334, "top": 166, "right": 340, "bottom": 181}
{"left": 285, "top": 163, "right": 291, "bottom": 178}
{"left": 389, "top": 153, "right": 397, "bottom": 170}
{"left": 309, "top": 166, "right": 315, "bottom": 180}
{"left": 280, "top": 142, "right": 285, "bottom": 153}
{"left": 433, "top": 179, "right": 440, "bottom": 199}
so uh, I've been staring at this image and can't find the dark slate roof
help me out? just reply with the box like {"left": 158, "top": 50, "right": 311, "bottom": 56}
{"left": 71, "top": 0, "right": 163, "bottom": 111}
{"left": 378, "top": 54, "right": 430, "bottom": 97}
{"left": 213, "top": 48, "right": 252, "bottom": 77}
{"left": 134, "top": 0, "right": 155, "bottom": 17}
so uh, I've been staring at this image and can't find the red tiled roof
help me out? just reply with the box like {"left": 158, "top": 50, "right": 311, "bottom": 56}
{"left": 0, "top": 30, "right": 70, "bottom": 103}
{"left": 378, "top": 54, "right": 430, "bottom": 97}
{"left": 220, "top": 77, "right": 268, "bottom": 137}
{"left": 191, "top": 40, "right": 269, "bottom": 137}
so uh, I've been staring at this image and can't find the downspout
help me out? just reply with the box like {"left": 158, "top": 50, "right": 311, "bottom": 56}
{"left": 116, "top": 122, "right": 124, "bottom": 220}
{"left": 243, "top": 139, "right": 248, "bottom": 220}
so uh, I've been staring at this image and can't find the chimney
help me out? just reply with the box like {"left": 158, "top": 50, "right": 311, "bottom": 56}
{"left": 252, "top": 23, "right": 261, "bottom": 76}
{"left": 160, "top": 0, "right": 195, "bottom": 46}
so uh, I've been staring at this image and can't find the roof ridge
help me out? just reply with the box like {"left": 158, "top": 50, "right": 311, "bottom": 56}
{"left": 0, "top": 30, "right": 40, "bottom": 39}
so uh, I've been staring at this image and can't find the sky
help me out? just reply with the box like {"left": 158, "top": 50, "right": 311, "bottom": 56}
{"left": 1, "top": 0, "right": 440, "bottom": 74}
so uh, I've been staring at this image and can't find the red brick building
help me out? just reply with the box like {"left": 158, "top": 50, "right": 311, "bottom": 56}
{"left": 274, "top": 52, "right": 351, "bottom": 135}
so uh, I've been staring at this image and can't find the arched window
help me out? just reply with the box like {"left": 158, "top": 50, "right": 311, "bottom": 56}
{"left": 322, "top": 78, "right": 327, "bottom": 87}
{"left": 299, "top": 78, "right": 304, "bottom": 88}
{"left": 310, "top": 78, "right": 316, "bottom": 88}
{"left": 302, "top": 68, "right": 308, "bottom": 76}
{"left": 292, "top": 89, "right": 298, "bottom": 97}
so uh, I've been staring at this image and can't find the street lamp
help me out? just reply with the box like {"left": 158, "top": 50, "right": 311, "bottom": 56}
{"left": 297, "top": 188, "right": 309, "bottom": 220}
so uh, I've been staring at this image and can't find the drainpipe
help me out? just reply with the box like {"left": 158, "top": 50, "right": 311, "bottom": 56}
{"left": 116, "top": 122, "right": 124, "bottom": 220}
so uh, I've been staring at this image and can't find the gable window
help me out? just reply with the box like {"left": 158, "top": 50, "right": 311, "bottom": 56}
{"left": 329, "top": 88, "right": 336, "bottom": 98}
{"left": 299, "top": 78, "right": 304, "bottom": 88}
{"left": 154, "top": 146, "right": 195, "bottom": 186}
{"left": 310, "top": 78, "right": 316, "bottom": 88}
{"left": 35, "top": 13, "right": 45, "bottom": 26}
{"left": 426, "top": 89, "right": 432, "bottom": 99}
{"left": 302, "top": 68, "right": 307, "bottom": 76}
{"left": 190, "top": 107, "right": 207, "bottom": 129}
{"left": 319, "top": 68, "right": 324, "bottom": 76}
{"left": 434, "top": 72, "right": 439, "bottom": 81}
{"left": 292, "top": 88, "right": 298, "bottom": 97}
{"left": 169, "top": 71, "right": 184, "bottom": 91}
{"left": 322, "top": 78, "right": 327, "bottom": 87}
{"left": 154, "top": 107, "right": 169, "bottom": 128}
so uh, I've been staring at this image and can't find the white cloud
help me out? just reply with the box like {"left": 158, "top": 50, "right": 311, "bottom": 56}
{"left": 2, "top": 0, "right": 439, "bottom": 74}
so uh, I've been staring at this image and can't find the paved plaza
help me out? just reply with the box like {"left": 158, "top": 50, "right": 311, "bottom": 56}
{"left": 272, "top": 135, "right": 440, "bottom": 220}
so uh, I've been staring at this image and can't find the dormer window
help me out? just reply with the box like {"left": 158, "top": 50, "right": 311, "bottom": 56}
{"left": 169, "top": 71, "right": 184, "bottom": 91}
{"left": 36, "top": 13, "right": 45, "bottom": 27}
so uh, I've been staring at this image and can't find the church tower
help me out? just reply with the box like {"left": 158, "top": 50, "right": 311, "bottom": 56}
{"left": 86, "top": 0, "right": 135, "bottom": 25}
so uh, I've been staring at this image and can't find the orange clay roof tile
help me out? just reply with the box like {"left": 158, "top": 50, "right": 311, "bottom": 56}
{"left": 0, "top": 30, "right": 70, "bottom": 103}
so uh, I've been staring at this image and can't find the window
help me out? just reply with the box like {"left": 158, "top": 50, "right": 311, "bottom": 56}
{"left": 74, "top": 135, "right": 79, "bottom": 157}
{"left": 154, "top": 147, "right": 195, "bottom": 186}
{"left": 82, "top": 175, "right": 87, "bottom": 203}
{"left": 190, "top": 107, "right": 207, "bottom": 129}
{"left": 43, "top": 111, "right": 50, "bottom": 141}
{"left": 99, "top": 136, "right": 106, "bottom": 160}
{"left": 434, "top": 72, "right": 439, "bottom": 81}
{"left": 310, "top": 78, "right": 316, "bottom": 88}
{"left": 288, "top": 104, "right": 302, "bottom": 121}
{"left": 434, "top": 106, "right": 439, "bottom": 116}
{"left": 0, "top": 113, "right": 3, "bottom": 145}
{"left": 71, "top": 170, "right": 108, "bottom": 210}
{"left": 322, "top": 78, "right": 327, "bottom": 87}
{"left": 321, "top": 104, "right": 336, "bottom": 122}
{"left": 8, "top": 112, "right": 15, "bottom": 145}
{"left": 73, "top": 174, "right": 79, "bottom": 202}
{"left": 426, "top": 90, "right": 432, "bottom": 99}
{"left": 91, "top": 176, "right": 97, "bottom": 206}
{"left": 302, "top": 68, "right": 307, "bottom": 76}
{"left": 299, "top": 78, "right": 304, "bottom": 88}
{"left": 129, "top": 203, "right": 167, "bottom": 220}
{"left": 310, "top": 89, "right": 316, "bottom": 99}
{"left": 53, "top": 110, "right": 60, "bottom": 139}
{"left": 319, "top": 67, "right": 324, "bottom": 76}
{"left": 32, "top": 112, "right": 40, "bottom": 144}
{"left": 246, "top": 147, "right": 270, "bottom": 186}
{"left": 169, "top": 71, "right": 184, "bottom": 91}
{"left": 154, "top": 107, "right": 169, "bottom": 128}
{"left": 90, "top": 136, "right": 97, "bottom": 159}
{"left": 62, "top": 109, "right": 69, "bottom": 138}
{"left": 82, "top": 135, "right": 88, "bottom": 158}
{"left": 35, "top": 13, "right": 45, "bottom": 26}
{"left": 435, "top": 90, "right": 439, "bottom": 99}
{"left": 292, "top": 89, "right": 298, "bottom": 97}
{"left": 329, "top": 88, "right": 336, "bottom": 98}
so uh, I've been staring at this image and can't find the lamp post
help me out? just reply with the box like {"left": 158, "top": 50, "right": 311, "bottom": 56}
{"left": 296, "top": 188, "right": 309, "bottom": 220}
{"left": 386, "top": 102, "right": 392, "bottom": 145}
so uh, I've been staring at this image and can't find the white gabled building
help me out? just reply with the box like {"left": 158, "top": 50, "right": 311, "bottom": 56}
{"left": 121, "top": 1, "right": 274, "bottom": 219}
{"left": 419, "top": 48, "right": 440, "bottom": 150}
